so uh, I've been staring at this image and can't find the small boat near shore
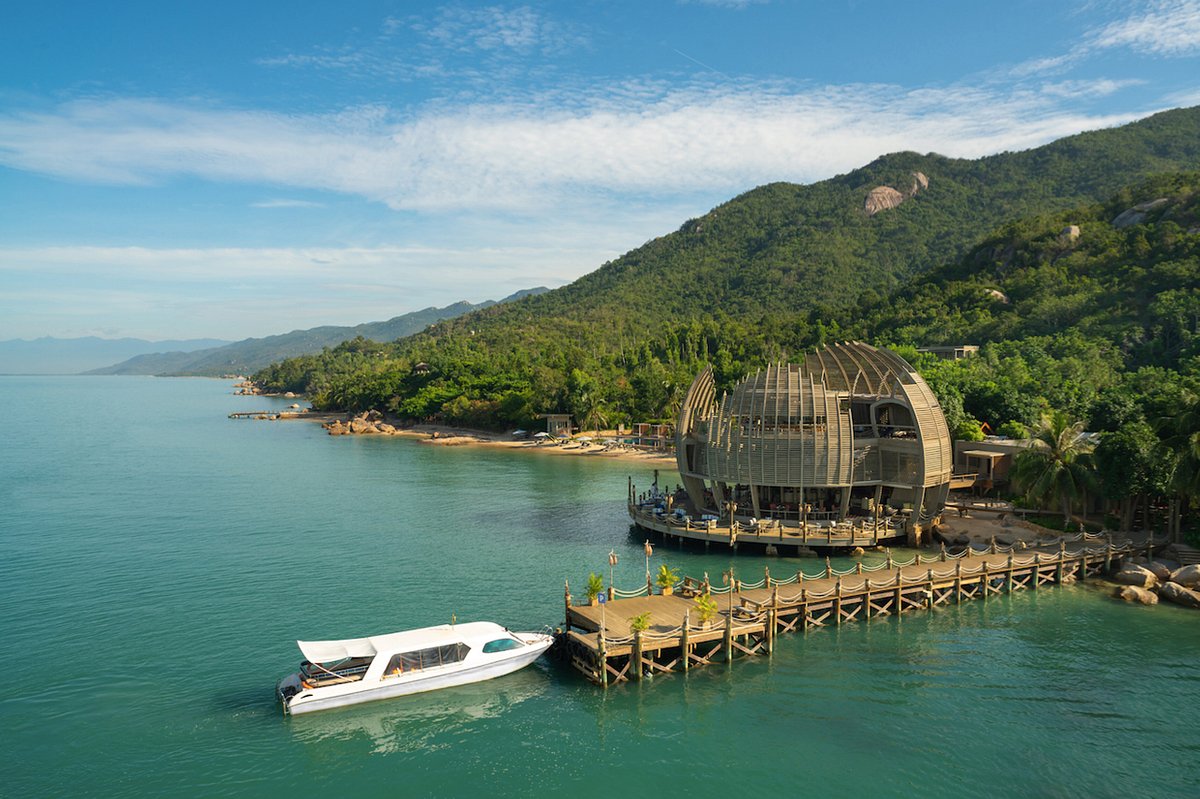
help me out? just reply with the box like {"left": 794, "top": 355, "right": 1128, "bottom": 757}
{"left": 277, "top": 621, "right": 554, "bottom": 715}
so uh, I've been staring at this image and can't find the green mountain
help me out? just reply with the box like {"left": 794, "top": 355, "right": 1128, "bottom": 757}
{"left": 88, "top": 289, "right": 547, "bottom": 377}
{"left": 253, "top": 106, "right": 1200, "bottom": 431}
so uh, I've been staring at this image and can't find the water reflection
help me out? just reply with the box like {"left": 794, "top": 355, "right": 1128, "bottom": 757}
{"left": 286, "top": 668, "right": 548, "bottom": 754}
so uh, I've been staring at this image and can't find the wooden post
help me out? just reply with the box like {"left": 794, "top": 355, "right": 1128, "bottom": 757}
{"left": 865, "top": 577, "right": 873, "bottom": 619}
{"left": 1033, "top": 552, "right": 1040, "bottom": 590}
{"left": 955, "top": 561, "right": 962, "bottom": 603}
{"left": 766, "top": 590, "right": 776, "bottom": 655}
{"left": 1007, "top": 553, "right": 1014, "bottom": 593}
{"left": 801, "top": 587, "right": 809, "bottom": 631}
{"left": 1105, "top": 536, "right": 1113, "bottom": 574}
{"left": 764, "top": 565, "right": 771, "bottom": 586}
{"left": 680, "top": 610, "right": 690, "bottom": 672}
{"left": 632, "top": 630, "right": 643, "bottom": 682}
{"left": 1057, "top": 541, "right": 1065, "bottom": 584}
{"left": 825, "top": 557, "right": 833, "bottom": 579}
{"left": 723, "top": 612, "right": 733, "bottom": 663}
{"left": 990, "top": 536, "right": 997, "bottom": 554}
{"left": 894, "top": 567, "right": 903, "bottom": 613}
{"left": 940, "top": 542, "right": 947, "bottom": 562}
{"left": 856, "top": 561, "right": 863, "bottom": 575}
{"left": 885, "top": 548, "right": 893, "bottom": 569}
{"left": 564, "top": 580, "right": 572, "bottom": 630}
{"left": 598, "top": 633, "right": 608, "bottom": 688}
{"left": 834, "top": 578, "right": 843, "bottom": 626}
{"left": 926, "top": 568, "right": 934, "bottom": 609}
{"left": 982, "top": 560, "right": 990, "bottom": 601}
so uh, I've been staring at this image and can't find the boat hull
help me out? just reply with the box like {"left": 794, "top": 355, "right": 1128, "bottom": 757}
{"left": 281, "top": 634, "right": 552, "bottom": 715}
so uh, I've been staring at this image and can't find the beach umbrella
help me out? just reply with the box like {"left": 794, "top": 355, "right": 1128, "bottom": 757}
{"left": 533, "top": 431, "right": 549, "bottom": 438}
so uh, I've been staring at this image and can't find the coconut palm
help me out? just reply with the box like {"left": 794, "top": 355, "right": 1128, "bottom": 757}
{"left": 1011, "top": 410, "right": 1096, "bottom": 523}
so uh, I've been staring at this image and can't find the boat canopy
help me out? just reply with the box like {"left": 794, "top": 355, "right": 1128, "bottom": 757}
{"left": 298, "top": 637, "right": 377, "bottom": 664}
{"left": 297, "top": 622, "right": 508, "bottom": 664}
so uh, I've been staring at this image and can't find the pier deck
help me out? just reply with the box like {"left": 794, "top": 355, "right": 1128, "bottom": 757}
{"left": 559, "top": 534, "right": 1159, "bottom": 685}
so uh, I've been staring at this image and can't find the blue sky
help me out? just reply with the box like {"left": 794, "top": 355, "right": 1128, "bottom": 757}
{"left": 2, "top": 1, "right": 1199, "bottom": 341}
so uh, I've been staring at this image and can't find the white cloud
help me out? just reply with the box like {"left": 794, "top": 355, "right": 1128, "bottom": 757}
{"left": 1088, "top": 0, "right": 1200, "bottom": 56}
{"left": 1012, "top": 0, "right": 1200, "bottom": 77}
{"left": 0, "top": 82, "right": 1149, "bottom": 216}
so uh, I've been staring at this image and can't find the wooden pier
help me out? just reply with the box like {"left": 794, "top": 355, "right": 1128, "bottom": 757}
{"left": 558, "top": 534, "right": 1160, "bottom": 686}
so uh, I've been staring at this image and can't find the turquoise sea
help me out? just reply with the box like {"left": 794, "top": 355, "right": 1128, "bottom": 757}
{"left": 1, "top": 376, "right": 1198, "bottom": 797}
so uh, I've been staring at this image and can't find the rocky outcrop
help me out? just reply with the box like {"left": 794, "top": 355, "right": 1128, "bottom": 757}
{"left": 1160, "top": 582, "right": 1200, "bottom": 609}
{"left": 324, "top": 411, "right": 397, "bottom": 436}
{"left": 1112, "top": 198, "right": 1168, "bottom": 228}
{"left": 1132, "top": 557, "right": 1179, "bottom": 581}
{"left": 1170, "top": 564, "right": 1200, "bottom": 589}
{"left": 985, "top": 288, "right": 1010, "bottom": 303}
{"left": 1058, "top": 225, "right": 1080, "bottom": 245}
{"left": 1113, "top": 564, "right": 1159, "bottom": 589}
{"left": 865, "top": 172, "right": 929, "bottom": 216}
{"left": 865, "top": 186, "right": 905, "bottom": 215}
{"left": 1114, "top": 585, "right": 1158, "bottom": 605}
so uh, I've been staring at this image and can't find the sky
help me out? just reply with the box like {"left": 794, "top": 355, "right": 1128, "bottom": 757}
{"left": 2, "top": 1, "right": 1199, "bottom": 341}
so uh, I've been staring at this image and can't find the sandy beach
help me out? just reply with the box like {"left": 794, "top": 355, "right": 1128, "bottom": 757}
{"left": 268, "top": 407, "right": 678, "bottom": 467}
{"left": 401, "top": 424, "right": 678, "bottom": 466}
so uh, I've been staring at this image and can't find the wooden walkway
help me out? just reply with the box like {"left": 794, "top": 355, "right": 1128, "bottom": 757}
{"left": 558, "top": 534, "right": 1160, "bottom": 686}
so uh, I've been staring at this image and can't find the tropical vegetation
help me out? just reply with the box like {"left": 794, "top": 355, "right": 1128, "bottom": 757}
{"left": 251, "top": 107, "right": 1200, "bottom": 538}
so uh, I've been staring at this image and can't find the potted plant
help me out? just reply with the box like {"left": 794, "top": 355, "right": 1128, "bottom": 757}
{"left": 655, "top": 563, "right": 680, "bottom": 595}
{"left": 585, "top": 572, "right": 604, "bottom": 606}
{"left": 694, "top": 592, "right": 719, "bottom": 629}
{"left": 629, "top": 611, "right": 652, "bottom": 634}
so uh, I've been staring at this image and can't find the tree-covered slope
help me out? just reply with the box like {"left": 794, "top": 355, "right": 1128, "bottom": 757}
{"left": 253, "top": 107, "right": 1200, "bottom": 431}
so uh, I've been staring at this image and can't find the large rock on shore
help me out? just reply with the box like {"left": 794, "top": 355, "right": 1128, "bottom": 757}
{"left": 1160, "top": 582, "right": 1200, "bottom": 609}
{"left": 1169, "top": 564, "right": 1200, "bottom": 589}
{"left": 1114, "top": 586, "right": 1158, "bottom": 605}
{"left": 1113, "top": 564, "right": 1159, "bottom": 589}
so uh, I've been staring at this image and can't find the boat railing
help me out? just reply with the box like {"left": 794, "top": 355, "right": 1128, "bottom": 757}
{"left": 303, "top": 662, "right": 371, "bottom": 686}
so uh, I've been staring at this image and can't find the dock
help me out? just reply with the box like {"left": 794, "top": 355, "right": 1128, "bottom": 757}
{"left": 558, "top": 533, "right": 1160, "bottom": 686}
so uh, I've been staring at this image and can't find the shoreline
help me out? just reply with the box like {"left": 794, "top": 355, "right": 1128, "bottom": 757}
{"left": 253, "top": 405, "right": 677, "bottom": 467}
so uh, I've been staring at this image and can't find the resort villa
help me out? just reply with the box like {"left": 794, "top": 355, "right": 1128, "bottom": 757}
{"left": 668, "top": 342, "right": 954, "bottom": 546}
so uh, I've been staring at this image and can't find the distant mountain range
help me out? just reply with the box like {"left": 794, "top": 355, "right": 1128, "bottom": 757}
{"left": 0, "top": 336, "right": 231, "bottom": 375}
{"left": 86, "top": 288, "right": 548, "bottom": 377}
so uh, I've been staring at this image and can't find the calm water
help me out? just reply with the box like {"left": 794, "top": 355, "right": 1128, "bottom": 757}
{"left": 1, "top": 376, "right": 1197, "bottom": 797}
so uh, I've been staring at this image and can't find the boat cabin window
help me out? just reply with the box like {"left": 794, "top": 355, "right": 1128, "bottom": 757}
{"left": 383, "top": 643, "right": 470, "bottom": 677}
{"left": 482, "top": 637, "right": 524, "bottom": 653}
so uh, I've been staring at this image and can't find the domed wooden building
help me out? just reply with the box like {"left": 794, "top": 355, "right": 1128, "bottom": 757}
{"left": 674, "top": 342, "right": 952, "bottom": 541}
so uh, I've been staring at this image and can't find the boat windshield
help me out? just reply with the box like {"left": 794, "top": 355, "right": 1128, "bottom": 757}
{"left": 382, "top": 642, "right": 470, "bottom": 678}
{"left": 482, "top": 637, "right": 524, "bottom": 653}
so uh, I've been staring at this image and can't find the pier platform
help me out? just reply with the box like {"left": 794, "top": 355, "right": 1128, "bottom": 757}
{"left": 558, "top": 533, "right": 1161, "bottom": 686}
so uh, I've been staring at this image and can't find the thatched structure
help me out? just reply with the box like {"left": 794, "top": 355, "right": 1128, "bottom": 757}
{"left": 674, "top": 342, "right": 952, "bottom": 537}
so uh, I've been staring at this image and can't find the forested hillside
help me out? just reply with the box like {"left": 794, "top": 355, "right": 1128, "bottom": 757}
{"left": 253, "top": 107, "right": 1200, "bottom": 437}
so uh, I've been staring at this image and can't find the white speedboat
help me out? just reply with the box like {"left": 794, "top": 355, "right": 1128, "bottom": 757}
{"left": 277, "top": 621, "right": 554, "bottom": 715}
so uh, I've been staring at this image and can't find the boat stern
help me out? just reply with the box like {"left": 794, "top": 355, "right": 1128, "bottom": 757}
{"left": 276, "top": 672, "right": 303, "bottom": 714}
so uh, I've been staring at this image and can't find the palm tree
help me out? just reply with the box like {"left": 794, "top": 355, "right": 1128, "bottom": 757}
{"left": 579, "top": 392, "right": 609, "bottom": 437}
{"left": 1011, "top": 410, "right": 1096, "bottom": 523}
{"left": 1156, "top": 389, "right": 1200, "bottom": 540}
